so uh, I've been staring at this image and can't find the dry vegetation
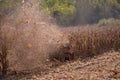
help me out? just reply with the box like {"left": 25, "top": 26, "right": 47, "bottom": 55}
{"left": 0, "top": 0, "right": 120, "bottom": 79}
{"left": 68, "top": 26, "right": 120, "bottom": 58}
{"left": 52, "top": 26, "right": 120, "bottom": 61}
{"left": 0, "top": 0, "right": 68, "bottom": 76}
{"left": 1, "top": 47, "right": 120, "bottom": 80}
{"left": 0, "top": 25, "right": 17, "bottom": 76}
{"left": 0, "top": 24, "right": 120, "bottom": 77}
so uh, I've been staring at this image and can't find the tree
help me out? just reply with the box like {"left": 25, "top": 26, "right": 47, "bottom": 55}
{"left": 41, "top": 0, "right": 76, "bottom": 26}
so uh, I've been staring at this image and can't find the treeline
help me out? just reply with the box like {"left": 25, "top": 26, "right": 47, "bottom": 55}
{"left": 41, "top": 0, "right": 120, "bottom": 26}
{"left": 0, "top": 0, "right": 120, "bottom": 26}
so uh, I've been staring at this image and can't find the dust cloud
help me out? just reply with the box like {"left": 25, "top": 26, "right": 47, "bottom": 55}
{"left": 0, "top": 0, "right": 69, "bottom": 71}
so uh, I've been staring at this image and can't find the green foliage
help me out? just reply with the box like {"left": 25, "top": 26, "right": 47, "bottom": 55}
{"left": 96, "top": 18, "right": 120, "bottom": 27}
{"left": 0, "top": 1, "right": 9, "bottom": 10}
{"left": 90, "top": 0, "right": 120, "bottom": 16}
{"left": 41, "top": 0, "right": 76, "bottom": 25}
{"left": 0, "top": 0, "right": 20, "bottom": 10}
{"left": 41, "top": 0, "right": 120, "bottom": 26}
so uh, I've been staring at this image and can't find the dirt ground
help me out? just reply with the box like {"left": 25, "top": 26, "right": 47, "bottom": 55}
{"left": 1, "top": 51, "right": 119, "bottom": 80}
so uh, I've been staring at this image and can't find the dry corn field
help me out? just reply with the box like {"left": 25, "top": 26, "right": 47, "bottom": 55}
{"left": 56, "top": 26, "right": 120, "bottom": 61}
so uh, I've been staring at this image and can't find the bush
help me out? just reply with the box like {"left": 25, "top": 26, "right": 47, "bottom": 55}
{"left": 96, "top": 18, "right": 120, "bottom": 27}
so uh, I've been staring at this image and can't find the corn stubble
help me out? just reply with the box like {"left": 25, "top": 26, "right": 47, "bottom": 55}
{"left": 68, "top": 26, "right": 120, "bottom": 59}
